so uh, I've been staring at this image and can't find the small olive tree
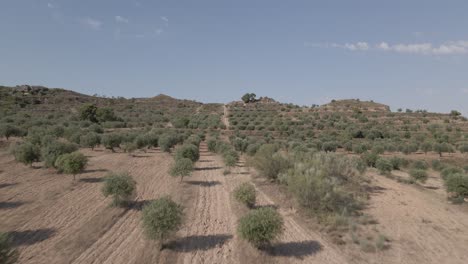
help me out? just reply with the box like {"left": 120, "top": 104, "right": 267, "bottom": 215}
{"left": 237, "top": 207, "right": 283, "bottom": 248}
{"left": 55, "top": 152, "right": 88, "bottom": 181}
{"left": 141, "top": 197, "right": 184, "bottom": 249}
{"left": 170, "top": 158, "right": 193, "bottom": 182}
{"left": 102, "top": 172, "right": 136, "bottom": 206}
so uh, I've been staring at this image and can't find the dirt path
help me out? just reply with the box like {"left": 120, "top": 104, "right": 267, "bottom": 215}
{"left": 223, "top": 105, "right": 230, "bottom": 129}
{"left": 362, "top": 170, "right": 468, "bottom": 264}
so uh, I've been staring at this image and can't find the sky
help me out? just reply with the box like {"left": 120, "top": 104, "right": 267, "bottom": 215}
{"left": 1, "top": 0, "right": 468, "bottom": 115}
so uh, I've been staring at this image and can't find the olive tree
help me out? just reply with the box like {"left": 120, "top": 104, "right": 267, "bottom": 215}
{"left": 55, "top": 152, "right": 88, "bottom": 181}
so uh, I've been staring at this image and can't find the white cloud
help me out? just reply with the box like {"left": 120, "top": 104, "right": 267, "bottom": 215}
{"left": 47, "top": 3, "right": 55, "bottom": 8}
{"left": 461, "top": 88, "right": 468, "bottom": 94}
{"left": 155, "top": 28, "right": 163, "bottom": 35}
{"left": 161, "top": 16, "right": 169, "bottom": 24}
{"left": 115, "top": 16, "right": 129, "bottom": 23}
{"left": 80, "top": 17, "right": 102, "bottom": 30}
{"left": 313, "top": 40, "right": 468, "bottom": 56}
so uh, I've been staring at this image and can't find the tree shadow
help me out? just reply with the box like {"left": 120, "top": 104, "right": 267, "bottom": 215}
{"left": 165, "top": 234, "right": 233, "bottom": 252}
{"left": 79, "top": 177, "right": 104, "bottom": 183}
{"left": 367, "top": 185, "right": 387, "bottom": 194}
{"left": 194, "top": 166, "right": 223, "bottom": 171}
{"left": 84, "top": 169, "right": 108, "bottom": 174}
{"left": 198, "top": 160, "right": 213, "bottom": 163}
{"left": 130, "top": 200, "right": 154, "bottom": 211}
{"left": 424, "top": 186, "right": 439, "bottom": 190}
{"left": 8, "top": 228, "right": 57, "bottom": 246}
{"left": 0, "top": 183, "right": 17, "bottom": 189}
{"left": 185, "top": 181, "right": 221, "bottom": 187}
{"left": 0, "top": 201, "right": 26, "bottom": 209}
{"left": 267, "top": 240, "right": 322, "bottom": 258}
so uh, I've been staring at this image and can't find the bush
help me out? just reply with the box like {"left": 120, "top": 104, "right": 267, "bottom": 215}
{"left": 175, "top": 144, "right": 199, "bottom": 162}
{"left": 41, "top": 140, "right": 78, "bottom": 168}
{"left": 251, "top": 144, "right": 290, "bottom": 180}
{"left": 412, "top": 160, "right": 428, "bottom": 170}
{"left": 234, "top": 182, "right": 256, "bottom": 208}
{"left": 207, "top": 139, "right": 217, "bottom": 152}
{"left": 170, "top": 158, "right": 193, "bottom": 181}
{"left": 0, "top": 232, "right": 18, "bottom": 264}
{"left": 102, "top": 172, "right": 136, "bottom": 206}
{"left": 101, "top": 133, "right": 122, "bottom": 152}
{"left": 322, "top": 141, "right": 338, "bottom": 152}
{"left": 409, "top": 169, "right": 428, "bottom": 183}
{"left": 389, "top": 156, "right": 408, "bottom": 170}
{"left": 55, "top": 152, "right": 88, "bottom": 180}
{"left": 431, "top": 159, "right": 446, "bottom": 171}
{"left": 12, "top": 142, "right": 40, "bottom": 166}
{"left": 444, "top": 173, "right": 468, "bottom": 198}
{"left": 362, "top": 152, "right": 378, "bottom": 167}
{"left": 237, "top": 207, "right": 283, "bottom": 248}
{"left": 159, "top": 134, "right": 178, "bottom": 152}
{"left": 280, "top": 153, "right": 365, "bottom": 216}
{"left": 376, "top": 158, "right": 392, "bottom": 175}
{"left": 121, "top": 142, "right": 138, "bottom": 155}
{"left": 0, "top": 124, "right": 24, "bottom": 140}
{"left": 80, "top": 132, "right": 101, "bottom": 149}
{"left": 441, "top": 166, "right": 463, "bottom": 180}
{"left": 141, "top": 197, "right": 183, "bottom": 248}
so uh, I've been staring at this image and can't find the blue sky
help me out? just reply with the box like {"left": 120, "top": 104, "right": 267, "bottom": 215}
{"left": 1, "top": 0, "right": 468, "bottom": 115}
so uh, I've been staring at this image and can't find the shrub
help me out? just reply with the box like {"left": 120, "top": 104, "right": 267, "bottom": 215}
{"left": 41, "top": 140, "right": 78, "bottom": 168}
{"left": 80, "top": 132, "right": 101, "bottom": 150}
{"left": 223, "top": 150, "right": 239, "bottom": 168}
{"left": 441, "top": 166, "right": 463, "bottom": 180}
{"left": 322, "top": 141, "right": 338, "bottom": 152}
{"left": 234, "top": 182, "right": 256, "bottom": 208}
{"left": 0, "top": 124, "right": 24, "bottom": 140}
{"left": 175, "top": 144, "right": 199, "bottom": 162}
{"left": 12, "top": 142, "right": 40, "bottom": 166}
{"left": 141, "top": 197, "right": 184, "bottom": 249}
{"left": 389, "top": 156, "right": 408, "bottom": 170}
{"left": 170, "top": 158, "right": 193, "bottom": 181}
{"left": 101, "top": 133, "right": 122, "bottom": 152}
{"left": 55, "top": 152, "right": 88, "bottom": 180}
{"left": 251, "top": 144, "right": 290, "bottom": 180}
{"left": 431, "top": 159, "right": 446, "bottom": 171}
{"left": 159, "top": 134, "right": 178, "bottom": 152}
{"left": 376, "top": 158, "right": 392, "bottom": 175}
{"left": 122, "top": 142, "right": 138, "bottom": 156}
{"left": 237, "top": 207, "right": 283, "bottom": 248}
{"left": 444, "top": 173, "right": 468, "bottom": 198}
{"left": 280, "top": 152, "right": 365, "bottom": 216}
{"left": 79, "top": 103, "right": 98, "bottom": 122}
{"left": 409, "top": 169, "right": 428, "bottom": 183}
{"left": 412, "top": 160, "right": 428, "bottom": 170}
{"left": 0, "top": 232, "right": 18, "bottom": 264}
{"left": 362, "top": 152, "right": 378, "bottom": 167}
{"left": 102, "top": 172, "right": 136, "bottom": 206}
{"left": 207, "top": 139, "right": 217, "bottom": 152}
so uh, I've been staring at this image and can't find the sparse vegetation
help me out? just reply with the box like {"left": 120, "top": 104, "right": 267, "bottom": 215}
{"left": 55, "top": 152, "right": 88, "bottom": 180}
{"left": 12, "top": 142, "right": 40, "bottom": 166}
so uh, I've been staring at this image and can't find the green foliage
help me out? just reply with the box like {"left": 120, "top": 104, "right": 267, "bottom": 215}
{"left": 55, "top": 152, "right": 88, "bottom": 179}
{"left": 361, "top": 152, "right": 378, "bottom": 167}
{"left": 79, "top": 103, "right": 98, "bottom": 122}
{"left": 412, "top": 160, "right": 428, "bottom": 170}
{"left": 96, "top": 107, "right": 119, "bottom": 122}
{"left": 122, "top": 142, "right": 138, "bottom": 155}
{"left": 102, "top": 172, "right": 136, "bottom": 206}
{"left": 444, "top": 173, "right": 468, "bottom": 198}
{"left": 175, "top": 144, "right": 200, "bottom": 162}
{"left": 170, "top": 158, "right": 193, "bottom": 181}
{"left": 322, "top": 141, "right": 338, "bottom": 152}
{"left": 237, "top": 207, "right": 283, "bottom": 248}
{"left": 241, "top": 93, "right": 257, "bottom": 103}
{"left": 207, "top": 139, "right": 217, "bottom": 152}
{"left": 376, "top": 158, "right": 392, "bottom": 175}
{"left": 441, "top": 166, "right": 464, "bottom": 180}
{"left": 172, "top": 116, "right": 190, "bottom": 128}
{"left": 101, "top": 133, "right": 122, "bottom": 151}
{"left": 389, "top": 156, "right": 408, "bottom": 170}
{"left": 0, "top": 232, "right": 18, "bottom": 264}
{"left": 0, "top": 124, "right": 24, "bottom": 139}
{"left": 80, "top": 132, "right": 101, "bottom": 149}
{"left": 251, "top": 144, "right": 290, "bottom": 180}
{"left": 409, "top": 169, "right": 428, "bottom": 183}
{"left": 41, "top": 140, "right": 78, "bottom": 168}
{"left": 159, "top": 133, "right": 178, "bottom": 152}
{"left": 234, "top": 182, "right": 256, "bottom": 208}
{"left": 433, "top": 142, "right": 453, "bottom": 157}
{"left": 279, "top": 152, "right": 365, "bottom": 216}
{"left": 141, "top": 197, "right": 183, "bottom": 246}
{"left": 12, "top": 142, "right": 40, "bottom": 166}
